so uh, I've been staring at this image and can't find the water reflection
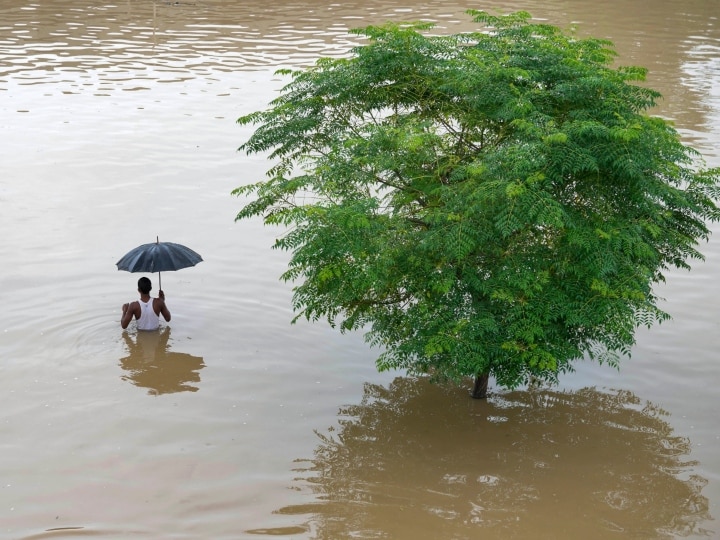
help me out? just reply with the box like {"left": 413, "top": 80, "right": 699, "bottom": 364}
{"left": 119, "top": 327, "right": 205, "bottom": 395}
{"left": 258, "top": 378, "right": 710, "bottom": 539}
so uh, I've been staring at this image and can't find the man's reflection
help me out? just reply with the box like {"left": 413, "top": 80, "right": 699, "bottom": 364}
{"left": 119, "top": 327, "right": 205, "bottom": 395}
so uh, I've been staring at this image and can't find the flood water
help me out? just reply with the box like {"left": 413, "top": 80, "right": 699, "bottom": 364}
{"left": 1, "top": 1, "right": 719, "bottom": 538}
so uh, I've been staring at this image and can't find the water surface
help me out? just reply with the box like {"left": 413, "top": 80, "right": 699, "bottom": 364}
{"left": 1, "top": 1, "right": 719, "bottom": 538}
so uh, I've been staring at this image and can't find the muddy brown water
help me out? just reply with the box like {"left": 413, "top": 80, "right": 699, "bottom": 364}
{"left": 1, "top": 1, "right": 719, "bottom": 538}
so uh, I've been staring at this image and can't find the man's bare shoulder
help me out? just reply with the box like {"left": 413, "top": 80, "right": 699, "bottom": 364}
{"left": 152, "top": 297, "right": 166, "bottom": 314}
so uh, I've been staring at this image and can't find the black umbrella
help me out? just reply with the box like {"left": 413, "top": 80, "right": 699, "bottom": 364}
{"left": 116, "top": 236, "right": 203, "bottom": 290}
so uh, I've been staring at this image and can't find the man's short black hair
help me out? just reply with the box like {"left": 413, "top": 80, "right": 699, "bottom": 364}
{"left": 138, "top": 277, "right": 152, "bottom": 295}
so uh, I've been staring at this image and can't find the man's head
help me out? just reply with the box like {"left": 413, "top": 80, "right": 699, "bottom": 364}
{"left": 138, "top": 277, "right": 152, "bottom": 295}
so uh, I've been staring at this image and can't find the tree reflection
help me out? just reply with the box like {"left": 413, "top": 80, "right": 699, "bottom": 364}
{"left": 267, "top": 378, "right": 711, "bottom": 539}
{"left": 119, "top": 327, "right": 205, "bottom": 395}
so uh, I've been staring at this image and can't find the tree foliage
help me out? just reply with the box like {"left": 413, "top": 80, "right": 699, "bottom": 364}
{"left": 234, "top": 11, "right": 720, "bottom": 389}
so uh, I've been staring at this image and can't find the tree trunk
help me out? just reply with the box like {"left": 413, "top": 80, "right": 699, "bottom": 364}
{"left": 471, "top": 372, "right": 489, "bottom": 399}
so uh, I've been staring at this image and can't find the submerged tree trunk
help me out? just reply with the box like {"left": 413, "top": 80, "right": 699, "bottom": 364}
{"left": 471, "top": 372, "right": 489, "bottom": 399}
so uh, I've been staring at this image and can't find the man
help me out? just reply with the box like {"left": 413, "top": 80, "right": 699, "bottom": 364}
{"left": 121, "top": 276, "right": 171, "bottom": 330}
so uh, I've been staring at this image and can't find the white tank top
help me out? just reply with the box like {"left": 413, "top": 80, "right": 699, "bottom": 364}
{"left": 137, "top": 298, "right": 160, "bottom": 331}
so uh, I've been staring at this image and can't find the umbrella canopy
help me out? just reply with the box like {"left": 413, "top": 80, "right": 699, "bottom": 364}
{"left": 116, "top": 238, "right": 202, "bottom": 289}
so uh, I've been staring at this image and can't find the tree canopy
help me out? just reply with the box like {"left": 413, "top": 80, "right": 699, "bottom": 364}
{"left": 234, "top": 11, "right": 720, "bottom": 393}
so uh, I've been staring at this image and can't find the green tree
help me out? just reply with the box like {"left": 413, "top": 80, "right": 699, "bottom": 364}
{"left": 234, "top": 11, "right": 720, "bottom": 397}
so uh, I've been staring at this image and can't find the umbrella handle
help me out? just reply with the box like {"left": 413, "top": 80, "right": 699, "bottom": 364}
{"left": 156, "top": 236, "right": 161, "bottom": 292}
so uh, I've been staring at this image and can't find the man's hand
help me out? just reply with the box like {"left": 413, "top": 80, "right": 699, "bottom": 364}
{"left": 158, "top": 290, "right": 165, "bottom": 300}
{"left": 122, "top": 303, "right": 129, "bottom": 313}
